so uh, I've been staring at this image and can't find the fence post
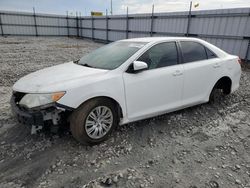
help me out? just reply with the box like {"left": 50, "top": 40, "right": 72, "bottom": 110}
{"left": 126, "top": 7, "right": 129, "bottom": 39}
{"left": 80, "top": 13, "right": 82, "bottom": 38}
{"left": 33, "top": 7, "right": 38, "bottom": 36}
{"left": 245, "top": 40, "right": 250, "bottom": 62}
{"left": 66, "top": 11, "right": 70, "bottom": 37}
{"left": 106, "top": 9, "right": 109, "bottom": 43}
{"left": 76, "top": 12, "right": 79, "bottom": 37}
{"left": 186, "top": 1, "right": 192, "bottom": 36}
{"left": 91, "top": 15, "right": 94, "bottom": 40}
{"left": 0, "top": 13, "right": 4, "bottom": 36}
{"left": 150, "top": 4, "right": 154, "bottom": 37}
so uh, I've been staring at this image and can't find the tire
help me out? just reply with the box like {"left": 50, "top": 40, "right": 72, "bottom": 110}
{"left": 70, "top": 98, "right": 118, "bottom": 145}
{"left": 209, "top": 87, "right": 224, "bottom": 103}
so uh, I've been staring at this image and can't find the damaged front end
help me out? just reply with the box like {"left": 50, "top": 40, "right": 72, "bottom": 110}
{"left": 11, "top": 91, "right": 72, "bottom": 134}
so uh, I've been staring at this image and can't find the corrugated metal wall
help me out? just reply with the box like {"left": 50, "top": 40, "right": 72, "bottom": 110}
{"left": 0, "top": 8, "right": 249, "bottom": 60}
{"left": 0, "top": 11, "right": 77, "bottom": 36}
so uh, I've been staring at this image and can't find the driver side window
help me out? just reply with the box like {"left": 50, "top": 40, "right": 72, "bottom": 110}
{"left": 137, "top": 42, "right": 178, "bottom": 70}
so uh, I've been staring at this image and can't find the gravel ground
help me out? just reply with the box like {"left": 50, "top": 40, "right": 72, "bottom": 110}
{"left": 0, "top": 36, "right": 250, "bottom": 188}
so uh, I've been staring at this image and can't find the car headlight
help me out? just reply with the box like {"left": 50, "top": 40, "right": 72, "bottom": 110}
{"left": 19, "top": 92, "right": 65, "bottom": 109}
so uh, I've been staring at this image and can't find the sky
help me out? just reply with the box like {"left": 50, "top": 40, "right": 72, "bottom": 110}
{"left": 0, "top": 0, "right": 250, "bottom": 16}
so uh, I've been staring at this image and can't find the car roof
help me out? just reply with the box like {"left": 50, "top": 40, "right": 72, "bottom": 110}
{"left": 118, "top": 36, "right": 229, "bottom": 59}
{"left": 119, "top": 37, "right": 201, "bottom": 43}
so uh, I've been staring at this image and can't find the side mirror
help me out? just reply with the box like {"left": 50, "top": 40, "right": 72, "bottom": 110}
{"left": 132, "top": 61, "right": 148, "bottom": 72}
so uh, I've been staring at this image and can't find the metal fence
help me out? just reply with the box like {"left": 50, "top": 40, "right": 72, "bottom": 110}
{"left": 0, "top": 8, "right": 250, "bottom": 60}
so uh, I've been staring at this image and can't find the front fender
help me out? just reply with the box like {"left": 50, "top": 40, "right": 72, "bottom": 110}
{"left": 56, "top": 76, "right": 127, "bottom": 120}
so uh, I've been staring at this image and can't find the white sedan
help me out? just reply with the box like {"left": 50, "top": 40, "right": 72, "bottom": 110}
{"left": 11, "top": 37, "right": 241, "bottom": 144}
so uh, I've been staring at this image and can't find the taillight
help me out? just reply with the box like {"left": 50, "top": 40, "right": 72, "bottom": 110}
{"left": 237, "top": 58, "right": 242, "bottom": 65}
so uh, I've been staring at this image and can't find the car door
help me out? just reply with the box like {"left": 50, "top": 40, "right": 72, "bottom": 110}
{"left": 122, "top": 42, "right": 184, "bottom": 122}
{"left": 179, "top": 41, "right": 222, "bottom": 107}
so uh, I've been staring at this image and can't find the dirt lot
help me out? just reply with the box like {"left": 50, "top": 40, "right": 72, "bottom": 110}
{"left": 0, "top": 36, "right": 250, "bottom": 188}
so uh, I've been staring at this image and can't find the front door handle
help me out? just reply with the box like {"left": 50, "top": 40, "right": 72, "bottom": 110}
{"left": 173, "top": 70, "right": 183, "bottom": 76}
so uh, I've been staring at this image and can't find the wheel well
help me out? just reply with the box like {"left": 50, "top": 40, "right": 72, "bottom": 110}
{"left": 214, "top": 76, "right": 232, "bottom": 94}
{"left": 79, "top": 96, "right": 123, "bottom": 118}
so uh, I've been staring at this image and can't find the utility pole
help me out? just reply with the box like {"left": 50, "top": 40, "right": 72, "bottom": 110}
{"left": 110, "top": 0, "right": 113, "bottom": 15}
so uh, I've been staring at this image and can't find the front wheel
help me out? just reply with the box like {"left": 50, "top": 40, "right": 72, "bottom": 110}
{"left": 70, "top": 98, "right": 118, "bottom": 145}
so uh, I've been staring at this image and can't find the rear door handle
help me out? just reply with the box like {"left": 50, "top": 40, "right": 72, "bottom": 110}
{"left": 173, "top": 70, "right": 183, "bottom": 76}
{"left": 213, "top": 63, "right": 220, "bottom": 68}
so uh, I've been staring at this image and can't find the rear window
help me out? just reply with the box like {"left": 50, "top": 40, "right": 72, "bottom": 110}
{"left": 180, "top": 41, "right": 207, "bottom": 63}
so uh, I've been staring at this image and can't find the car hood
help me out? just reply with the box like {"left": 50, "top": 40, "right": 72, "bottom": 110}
{"left": 13, "top": 62, "right": 109, "bottom": 93}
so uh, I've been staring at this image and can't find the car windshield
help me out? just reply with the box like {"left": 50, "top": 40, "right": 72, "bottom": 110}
{"left": 78, "top": 41, "right": 147, "bottom": 70}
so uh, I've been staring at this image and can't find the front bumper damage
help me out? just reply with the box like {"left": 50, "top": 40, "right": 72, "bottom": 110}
{"left": 10, "top": 92, "right": 73, "bottom": 134}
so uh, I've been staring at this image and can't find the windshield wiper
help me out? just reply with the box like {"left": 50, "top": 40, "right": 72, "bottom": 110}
{"left": 74, "top": 60, "right": 96, "bottom": 68}
{"left": 73, "top": 59, "right": 80, "bottom": 64}
{"left": 81, "top": 63, "right": 96, "bottom": 68}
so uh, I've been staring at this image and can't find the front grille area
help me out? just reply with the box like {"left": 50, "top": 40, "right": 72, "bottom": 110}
{"left": 13, "top": 91, "right": 26, "bottom": 103}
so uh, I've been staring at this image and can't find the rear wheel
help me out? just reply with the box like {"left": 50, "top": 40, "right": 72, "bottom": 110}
{"left": 70, "top": 98, "right": 118, "bottom": 145}
{"left": 209, "top": 87, "right": 224, "bottom": 103}
{"left": 209, "top": 77, "right": 232, "bottom": 103}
